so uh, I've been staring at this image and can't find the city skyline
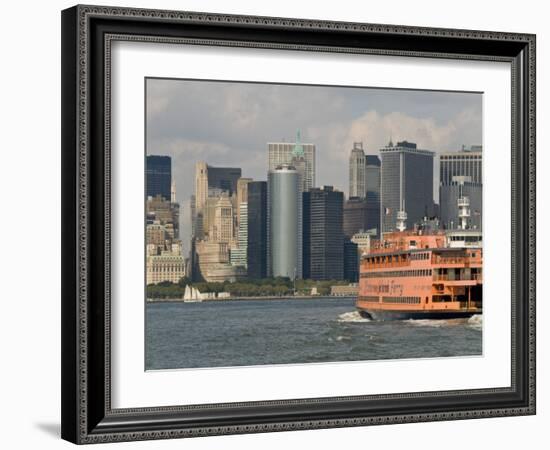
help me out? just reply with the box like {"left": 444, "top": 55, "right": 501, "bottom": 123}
{"left": 147, "top": 78, "right": 482, "bottom": 253}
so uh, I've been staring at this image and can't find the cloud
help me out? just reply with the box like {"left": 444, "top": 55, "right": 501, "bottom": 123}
{"left": 311, "top": 108, "right": 481, "bottom": 158}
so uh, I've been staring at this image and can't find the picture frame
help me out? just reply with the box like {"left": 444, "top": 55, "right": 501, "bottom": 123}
{"left": 61, "top": 4, "right": 536, "bottom": 444}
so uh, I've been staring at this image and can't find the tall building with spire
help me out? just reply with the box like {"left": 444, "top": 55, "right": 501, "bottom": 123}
{"left": 348, "top": 142, "right": 366, "bottom": 198}
{"left": 268, "top": 130, "right": 316, "bottom": 191}
{"left": 346, "top": 143, "right": 381, "bottom": 236}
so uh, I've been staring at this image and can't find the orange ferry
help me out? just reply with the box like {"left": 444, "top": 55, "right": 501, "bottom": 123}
{"left": 356, "top": 201, "right": 482, "bottom": 320}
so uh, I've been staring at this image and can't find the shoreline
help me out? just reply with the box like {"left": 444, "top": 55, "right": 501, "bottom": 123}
{"left": 147, "top": 295, "right": 356, "bottom": 303}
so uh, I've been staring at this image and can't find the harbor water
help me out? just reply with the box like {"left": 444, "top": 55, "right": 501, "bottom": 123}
{"left": 145, "top": 297, "right": 482, "bottom": 370}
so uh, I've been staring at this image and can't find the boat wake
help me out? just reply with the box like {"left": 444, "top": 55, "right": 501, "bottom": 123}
{"left": 338, "top": 311, "right": 371, "bottom": 323}
{"left": 405, "top": 315, "right": 483, "bottom": 329}
{"left": 405, "top": 318, "right": 466, "bottom": 328}
{"left": 467, "top": 314, "right": 483, "bottom": 330}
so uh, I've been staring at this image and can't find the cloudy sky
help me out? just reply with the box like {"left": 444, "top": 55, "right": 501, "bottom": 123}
{"left": 146, "top": 77, "right": 482, "bottom": 252}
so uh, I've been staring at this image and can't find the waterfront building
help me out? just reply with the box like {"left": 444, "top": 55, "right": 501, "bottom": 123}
{"left": 380, "top": 140, "right": 435, "bottom": 233}
{"left": 194, "top": 240, "right": 246, "bottom": 282}
{"left": 349, "top": 142, "right": 367, "bottom": 198}
{"left": 146, "top": 155, "right": 171, "bottom": 200}
{"left": 247, "top": 181, "right": 268, "bottom": 279}
{"left": 331, "top": 284, "right": 359, "bottom": 297}
{"left": 268, "top": 165, "right": 302, "bottom": 279}
{"left": 343, "top": 238, "right": 359, "bottom": 282}
{"left": 439, "top": 146, "right": 482, "bottom": 230}
{"left": 302, "top": 186, "right": 344, "bottom": 281}
{"left": 268, "top": 130, "right": 316, "bottom": 191}
{"left": 146, "top": 253, "right": 186, "bottom": 285}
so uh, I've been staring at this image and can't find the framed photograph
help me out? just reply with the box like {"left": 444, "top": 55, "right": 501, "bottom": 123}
{"left": 61, "top": 4, "right": 536, "bottom": 444}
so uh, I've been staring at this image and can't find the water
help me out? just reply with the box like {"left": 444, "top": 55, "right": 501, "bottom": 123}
{"left": 145, "top": 297, "right": 482, "bottom": 370}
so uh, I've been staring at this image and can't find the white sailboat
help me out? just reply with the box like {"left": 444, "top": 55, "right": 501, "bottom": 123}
{"left": 183, "top": 285, "right": 203, "bottom": 303}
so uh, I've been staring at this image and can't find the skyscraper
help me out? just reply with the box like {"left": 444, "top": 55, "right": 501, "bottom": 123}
{"left": 211, "top": 194, "right": 234, "bottom": 243}
{"left": 194, "top": 162, "right": 242, "bottom": 212}
{"left": 365, "top": 155, "right": 381, "bottom": 236}
{"left": 439, "top": 146, "right": 482, "bottom": 230}
{"left": 343, "top": 197, "right": 369, "bottom": 238}
{"left": 193, "top": 162, "right": 242, "bottom": 239}
{"left": 146, "top": 195, "right": 179, "bottom": 239}
{"left": 440, "top": 146, "right": 482, "bottom": 185}
{"left": 235, "top": 177, "right": 252, "bottom": 229}
{"left": 302, "top": 186, "right": 344, "bottom": 281}
{"left": 349, "top": 142, "right": 366, "bottom": 198}
{"left": 268, "top": 165, "right": 302, "bottom": 279}
{"left": 343, "top": 238, "right": 359, "bottom": 282}
{"left": 146, "top": 155, "right": 171, "bottom": 200}
{"left": 247, "top": 181, "right": 268, "bottom": 279}
{"left": 208, "top": 166, "right": 242, "bottom": 196}
{"left": 380, "top": 140, "right": 435, "bottom": 233}
{"left": 230, "top": 202, "right": 248, "bottom": 268}
{"left": 268, "top": 130, "right": 316, "bottom": 191}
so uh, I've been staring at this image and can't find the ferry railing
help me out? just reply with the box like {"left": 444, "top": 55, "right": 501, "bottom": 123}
{"left": 362, "top": 261, "right": 410, "bottom": 270}
{"left": 432, "top": 256, "right": 469, "bottom": 265}
{"left": 433, "top": 273, "right": 482, "bottom": 281}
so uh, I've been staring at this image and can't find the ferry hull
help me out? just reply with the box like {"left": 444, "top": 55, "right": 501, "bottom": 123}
{"left": 357, "top": 307, "right": 481, "bottom": 321}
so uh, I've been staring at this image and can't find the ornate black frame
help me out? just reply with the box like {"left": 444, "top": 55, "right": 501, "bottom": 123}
{"left": 61, "top": 4, "right": 536, "bottom": 444}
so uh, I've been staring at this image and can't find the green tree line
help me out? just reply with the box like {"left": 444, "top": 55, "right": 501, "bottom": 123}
{"left": 146, "top": 277, "right": 350, "bottom": 299}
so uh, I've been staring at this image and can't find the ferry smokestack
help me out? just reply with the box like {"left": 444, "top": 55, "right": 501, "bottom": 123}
{"left": 458, "top": 196, "right": 471, "bottom": 230}
{"left": 396, "top": 209, "right": 407, "bottom": 232}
